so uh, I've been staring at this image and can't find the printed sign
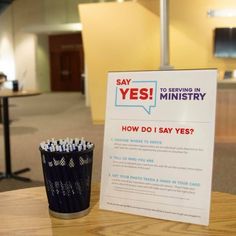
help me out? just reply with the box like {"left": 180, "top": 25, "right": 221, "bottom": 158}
{"left": 100, "top": 69, "right": 217, "bottom": 225}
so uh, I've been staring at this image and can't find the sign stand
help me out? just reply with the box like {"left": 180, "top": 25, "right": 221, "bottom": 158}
{"left": 100, "top": 69, "right": 217, "bottom": 226}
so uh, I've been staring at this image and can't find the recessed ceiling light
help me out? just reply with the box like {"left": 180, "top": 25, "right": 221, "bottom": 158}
{"left": 207, "top": 9, "right": 236, "bottom": 17}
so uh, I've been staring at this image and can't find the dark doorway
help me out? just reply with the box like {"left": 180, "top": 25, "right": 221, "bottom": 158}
{"left": 49, "top": 33, "right": 84, "bottom": 92}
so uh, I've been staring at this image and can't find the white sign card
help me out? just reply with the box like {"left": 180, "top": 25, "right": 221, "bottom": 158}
{"left": 100, "top": 69, "right": 217, "bottom": 225}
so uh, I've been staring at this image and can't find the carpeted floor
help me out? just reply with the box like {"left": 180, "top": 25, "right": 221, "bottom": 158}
{"left": 0, "top": 92, "right": 104, "bottom": 191}
{"left": 212, "top": 143, "right": 236, "bottom": 194}
{"left": 0, "top": 179, "right": 43, "bottom": 192}
{"left": 0, "top": 92, "right": 235, "bottom": 194}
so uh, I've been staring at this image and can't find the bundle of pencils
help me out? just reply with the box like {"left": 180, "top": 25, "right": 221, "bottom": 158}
{"left": 40, "top": 137, "right": 94, "bottom": 152}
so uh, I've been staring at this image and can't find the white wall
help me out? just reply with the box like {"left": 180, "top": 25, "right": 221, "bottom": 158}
{"left": 0, "top": 0, "right": 129, "bottom": 92}
{"left": 0, "top": 0, "right": 43, "bottom": 89}
{"left": 36, "top": 35, "right": 50, "bottom": 91}
{"left": 12, "top": 0, "right": 43, "bottom": 90}
{"left": 0, "top": 6, "right": 15, "bottom": 81}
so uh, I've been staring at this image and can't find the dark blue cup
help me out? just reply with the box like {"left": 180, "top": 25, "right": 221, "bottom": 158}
{"left": 39, "top": 143, "right": 94, "bottom": 219}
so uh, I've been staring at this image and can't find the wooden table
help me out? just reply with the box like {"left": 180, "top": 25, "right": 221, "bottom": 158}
{"left": 0, "top": 184, "right": 235, "bottom": 235}
{"left": 0, "top": 90, "right": 40, "bottom": 181}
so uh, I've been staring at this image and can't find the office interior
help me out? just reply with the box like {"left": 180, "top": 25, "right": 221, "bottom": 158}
{"left": 0, "top": 0, "right": 235, "bottom": 194}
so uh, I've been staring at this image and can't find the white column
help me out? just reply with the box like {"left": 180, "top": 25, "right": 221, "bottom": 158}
{"left": 160, "top": 0, "right": 173, "bottom": 70}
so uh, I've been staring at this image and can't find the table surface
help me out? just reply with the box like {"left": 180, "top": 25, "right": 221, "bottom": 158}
{"left": 0, "top": 184, "right": 235, "bottom": 236}
{"left": 0, "top": 89, "right": 40, "bottom": 98}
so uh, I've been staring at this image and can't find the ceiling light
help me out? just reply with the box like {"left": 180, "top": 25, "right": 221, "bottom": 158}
{"left": 208, "top": 9, "right": 236, "bottom": 17}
